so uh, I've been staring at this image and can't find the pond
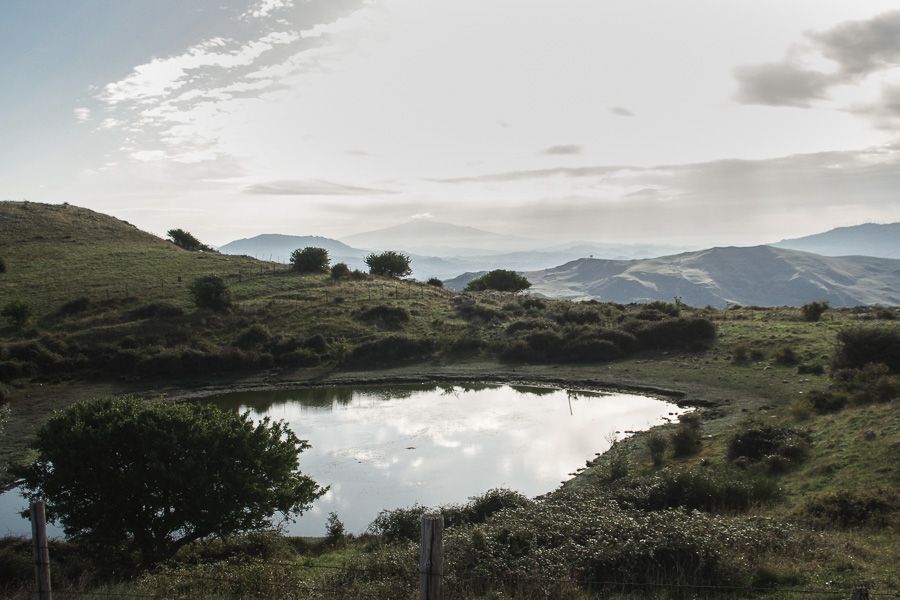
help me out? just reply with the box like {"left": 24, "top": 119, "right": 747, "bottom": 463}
{"left": 0, "top": 383, "right": 684, "bottom": 538}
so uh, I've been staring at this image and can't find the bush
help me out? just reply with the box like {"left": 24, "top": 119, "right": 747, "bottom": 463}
{"left": 505, "top": 319, "right": 552, "bottom": 335}
{"left": 57, "top": 297, "right": 90, "bottom": 316}
{"left": 555, "top": 307, "right": 602, "bottom": 324}
{"left": 648, "top": 431, "right": 668, "bottom": 466}
{"left": 128, "top": 302, "right": 185, "bottom": 320}
{"left": 797, "top": 363, "right": 825, "bottom": 375}
{"left": 234, "top": 324, "right": 271, "bottom": 349}
{"left": 0, "top": 257, "right": 5, "bottom": 273}
{"left": 643, "top": 300, "right": 681, "bottom": 317}
{"left": 330, "top": 262, "right": 351, "bottom": 279}
{"left": 833, "top": 327, "right": 900, "bottom": 373}
{"left": 457, "top": 303, "right": 505, "bottom": 323}
{"left": 727, "top": 422, "right": 810, "bottom": 468}
{"left": 831, "top": 363, "right": 900, "bottom": 405}
{"left": 801, "top": 301, "right": 829, "bottom": 322}
{"left": 773, "top": 346, "right": 799, "bottom": 366}
{"left": 189, "top": 276, "right": 232, "bottom": 312}
{"left": 671, "top": 413, "right": 702, "bottom": 457}
{"left": 167, "top": 229, "right": 214, "bottom": 252}
{"left": 354, "top": 305, "right": 410, "bottom": 329}
{"left": 519, "top": 297, "right": 546, "bottom": 311}
{"left": 426, "top": 277, "right": 443, "bottom": 287}
{"left": 805, "top": 489, "right": 898, "bottom": 528}
{"left": 609, "top": 466, "right": 781, "bottom": 512}
{"left": 290, "top": 247, "right": 330, "bottom": 274}
{"left": 626, "top": 317, "right": 717, "bottom": 351}
{"left": 807, "top": 390, "right": 848, "bottom": 414}
{"left": 347, "top": 336, "right": 435, "bottom": 366}
{"left": 465, "top": 269, "right": 531, "bottom": 293}
{"left": 365, "top": 251, "right": 412, "bottom": 278}
{"left": 1, "top": 301, "right": 32, "bottom": 329}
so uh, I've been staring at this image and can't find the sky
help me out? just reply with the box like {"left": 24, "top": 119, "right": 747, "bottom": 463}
{"left": 2, "top": 0, "right": 900, "bottom": 247}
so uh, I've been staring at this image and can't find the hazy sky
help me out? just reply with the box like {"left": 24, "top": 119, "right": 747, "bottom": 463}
{"left": 2, "top": 0, "right": 900, "bottom": 246}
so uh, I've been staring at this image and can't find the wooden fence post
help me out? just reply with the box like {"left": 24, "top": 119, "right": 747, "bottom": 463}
{"left": 419, "top": 512, "right": 443, "bottom": 600}
{"left": 30, "top": 500, "right": 52, "bottom": 600}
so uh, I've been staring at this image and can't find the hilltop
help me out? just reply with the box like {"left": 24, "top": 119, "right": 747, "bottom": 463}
{"left": 446, "top": 245, "right": 900, "bottom": 307}
{"left": 218, "top": 234, "right": 363, "bottom": 262}
{"left": 773, "top": 222, "right": 900, "bottom": 259}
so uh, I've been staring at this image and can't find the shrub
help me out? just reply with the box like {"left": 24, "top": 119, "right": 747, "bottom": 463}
{"left": 610, "top": 466, "right": 781, "bottom": 512}
{"left": 644, "top": 300, "right": 681, "bottom": 317}
{"left": 365, "top": 251, "right": 412, "bottom": 278}
{"left": 1, "top": 301, "right": 32, "bottom": 329}
{"left": 831, "top": 363, "right": 900, "bottom": 405}
{"left": 189, "top": 276, "right": 232, "bottom": 312}
{"left": 626, "top": 317, "right": 717, "bottom": 351}
{"left": 562, "top": 338, "right": 621, "bottom": 362}
{"left": 773, "top": 346, "right": 799, "bottom": 366}
{"left": 797, "top": 363, "right": 825, "bottom": 375}
{"left": 354, "top": 305, "right": 410, "bottom": 329}
{"left": 805, "top": 489, "right": 898, "bottom": 528}
{"left": 234, "top": 324, "right": 271, "bottom": 349}
{"left": 671, "top": 413, "right": 702, "bottom": 457}
{"left": 330, "top": 262, "right": 351, "bottom": 279}
{"left": 303, "top": 334, "right": 329, "bottom": 354}
{"left": 648, "top": 431, "right": 668, "bottom": 466}
{"left": 727, "top": 422, "right": 810, "bottom": 468}
{"left": 128, "top": 302, "right": 185, "bottom": 320}
{"left": 555, "top": 307, "right": 602, "bottom": 324}
{"left": 276, "top": 348, "right": 320, "bottom": 367}
{"left": 426, "top": 277, "right": 443, "bottom": 287}
{"left": 167, "top": 229, "right": 214, "bottom": 252}
{"left": 732, "top": 344, "right": 750, "bottom": 364}
{"left": 57, "top": 297, "right": 90, "bottom": 316}
{"left": 833, "top": 327, "right": 900, "bottom": 373}
{"left": 505, "top": 319, "right": 552, "bottom": 335}
{"left": 465, "top": 269, "right": 531, "bottom": 293}
{"left": 457, "top": 303, "right": 505, "bottom": 323}
{"left": 0, "top": 257, "right": 5, "bottom": 273}
{"left": 519, "top": 297, "right": 546, "bottom": 311}
{"left": 347, "top": 336, "right": 435, "bottom": 366}
{"left": 807, "top": 390, "right": 848, "bottom": 414}
{"left": 290, "top": 247, "right": 330, "bottom": 274}
{"left": 801, "top": 301, "right": 829, "bottom": 322}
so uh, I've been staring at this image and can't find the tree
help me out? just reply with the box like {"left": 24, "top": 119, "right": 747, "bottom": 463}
{"left": 167, "top": 229, "right": 214, "bottom": 252}
{"left": 465, "top": 269, "right": 531, "bottom": 293}
{"left": 426, "top": 277, "right": 444, "bottom": 288}
{"left": 365, "top": 251, "right": 412, "bottom": 278}
{"left": 801, "top": 300, "right": 829, "bottom": 322}
{"left": 21, "top": 397, "right": 325, "bottom": 567}
{"left": 290, "top": 247, "right": 330, "bottom": 274}
{"left": 2, "top": 300, "right": 32, "bottom": 328}
{"left": 330, "top": 262, "right": 351, "bottom": 279}
{"left": 189, "top": 275, "right": 232, "bottom": 312}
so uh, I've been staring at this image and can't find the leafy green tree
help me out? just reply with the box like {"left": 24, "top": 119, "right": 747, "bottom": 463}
{"left": 290, "top": 247, "right": 330, "bottom": 274}
{"left": 22, "top": 397, "right": 325, "bottom": 566}
{"left": 2, "top": 300, "right": 32, "bottom": 328}
{"left": 465, "top": 269, "right": 531, "bottom": 293}
{"left": 365, "top": 251, "right": 412, "bottom": 278}
{"left": 167, "top": 229, "right": 214, "bottom": 252}
{"left": 325, "top": 512, "right": 346, "bottom": 546}
{"left": 189, "top": 275, "right": 232, "bottom": 312}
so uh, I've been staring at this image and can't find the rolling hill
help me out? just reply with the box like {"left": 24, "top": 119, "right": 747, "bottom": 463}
{"left": 218, "top": 234, "right": 363, "bottom": 262}
{"left": 446, "top": 245, "right": 900, "bottom": 307}
{"left": 773, "top": 222, "right": 900, "bottom": 259}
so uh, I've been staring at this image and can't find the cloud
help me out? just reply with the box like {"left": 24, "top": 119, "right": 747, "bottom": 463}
{"left": 733, "top": 10, "right": 900, "bottom": 109}
{"left": 243, "top": 179, "right": 396, "bottom": 195}
{"left": 853, "top": 82, "right": 900, "bottom": 129}
{"left": 541, "top": 144, "right": 582, "bottom": 156}
{"left": 73, "top": 107, "right": 91, "bottom": 123}
{"left": 243, "top": 0, "right": 294, "bottom": 20}
{"left": 410, "top": 212, "right": 434, "bottom": 220}
{"left": 733, "top": 62, "right": 832, "bottom": 107}
{"left": 435, "top": 165, "right": 632, "bottom": 184}
{"left": 810, "top": 10, "right": 900, "bottom": 76}
{"left": 609, "top": 106, "right": 634, "bottom": 117}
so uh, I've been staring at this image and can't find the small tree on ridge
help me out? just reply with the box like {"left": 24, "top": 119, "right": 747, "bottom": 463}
{"left": 366, "top": 251, "right": 412, "bottom": 278}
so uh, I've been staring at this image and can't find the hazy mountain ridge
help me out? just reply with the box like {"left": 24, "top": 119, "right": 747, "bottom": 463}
{"left": 773, "top": 222, "right": 900, "bottom": 259}
{"left": 218, "top": 234, "right": 364, "bottom": 262}
{"left": 446, "top": 245, "right": 900, "bottom": 308}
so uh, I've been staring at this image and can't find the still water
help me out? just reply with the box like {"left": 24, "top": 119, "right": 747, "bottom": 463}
{"left": 0, "top": 384, "right": 683, "bottom": 538}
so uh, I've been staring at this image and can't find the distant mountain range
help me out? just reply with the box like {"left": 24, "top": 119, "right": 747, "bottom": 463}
{"left": 445, "top": 246, "right": 900, "bottom": 308}
{"left": 218, "top": 234, "right": 363, "bottom": 262}
{"left": 773, "top": 222, "right": 900, "bottom": 259}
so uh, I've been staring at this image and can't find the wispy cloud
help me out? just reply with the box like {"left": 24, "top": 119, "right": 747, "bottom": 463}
{"left": 243, "top": 179, "right": 396, "bottom": 195}
{"left": 243, "top": 0, "right": 294, "bottom": 20}
{"left": 542, "top": 144, "right": 582, "bottom": 156}
{"left": 609, "top": 106, "right": 634, "bottom": 117}
{"left": 73, "top": 107, "right": 91, "bottom": 123}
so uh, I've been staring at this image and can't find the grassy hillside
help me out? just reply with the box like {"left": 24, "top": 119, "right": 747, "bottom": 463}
{"left": 1, "top": 201, "right": 899, "bottom": 599}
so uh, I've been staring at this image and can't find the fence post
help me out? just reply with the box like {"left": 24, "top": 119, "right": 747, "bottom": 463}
{"left": 419, "top": 512, "right": 443, "bottom": 600}
{"left": 30, "top": 500, "right": 52, "bottom": 600}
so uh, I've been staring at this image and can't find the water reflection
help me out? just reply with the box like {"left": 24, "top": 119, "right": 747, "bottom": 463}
{"left": 207, "top": 384, "right": 683, "bottom": 536}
